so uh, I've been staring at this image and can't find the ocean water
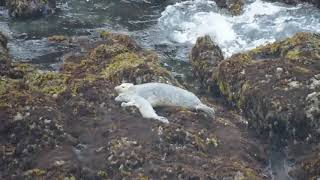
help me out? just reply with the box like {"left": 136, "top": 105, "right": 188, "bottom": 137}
{"left": 1, "top": 0, "right": 320, "bottom": 64}
{"left": 157, "top": 0, "right": 320, "bottom": 58}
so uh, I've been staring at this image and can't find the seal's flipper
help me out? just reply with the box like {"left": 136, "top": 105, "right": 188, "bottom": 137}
{"left": 196, "top": 104, "right": 215, "bottom": 117}
{"left": 156, "top": 116, "right": 169, "bottom": 124}
{"left": 121, "top": 101, "right": 136, "bottom": 107}
{"left": 134, "top": 96, "right": 169, "bottom": 124}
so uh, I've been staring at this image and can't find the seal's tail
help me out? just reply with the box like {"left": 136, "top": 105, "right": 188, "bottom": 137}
{"left": 196, "top": 104, "right": 215, "bottom": 117}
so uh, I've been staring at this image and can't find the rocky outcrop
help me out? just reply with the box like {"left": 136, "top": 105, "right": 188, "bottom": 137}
{"left": 0, "top": 32, "right": 268, "bottom": 179}
{"left": 190, "top": 35, "right": 224, "bottom": 92}
{"left": 0, "top": 32, "right": 13, "bottom": 77}
{"left": 290, "top": 151, "right": 320, "bottom": 179}
{"left": 266, "top": 0, "right": 320, "bottom": 8}
{"left": 207, "top": 32, "right": 320, "bottom": 140}
{"left": 287, "top": 143, "right": 320, "bottom": 180}
{"left": 0, "top": 0, "right": 5, "bottom": 6}
{"left": 191, "top": 32, "right": 320, "bottom": 140}
{"left": 214, "top": 0, "right": 245, "bottom": 15}
{"left": 64, "top": 31, "right": 180, "bottom": 86}
{"left": 7, "top": 0, "right": 56, "bottom": 18}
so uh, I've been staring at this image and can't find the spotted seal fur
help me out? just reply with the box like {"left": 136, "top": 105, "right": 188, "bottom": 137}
{"left": 115, "top": 82, "right": 215, "bottom": 123}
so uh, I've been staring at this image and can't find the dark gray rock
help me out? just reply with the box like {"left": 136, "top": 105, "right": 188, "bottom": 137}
{"left": 190, "top": 35, "right": 224, "bottom": 91}
{"left": 7, "top": 0, "right": 56, "bottom": 18}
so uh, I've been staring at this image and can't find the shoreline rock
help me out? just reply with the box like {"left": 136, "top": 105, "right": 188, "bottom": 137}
{"left": 7, "top": 0, "right": 56, "bottom": 18}
{"left": 213, "top": 0, "right": 245, "bottom": 15}
{"left": 287, "top": 142, "right": 320, "bottom": 179}
{"left": 265, "top": 0, "right": 320, "bottom": 8}
{"left": 0, "top": 0, "right": 5, "bottom": 6}
{"left": 0, "top": 31, "right": 269, "bottom": 179}
{"left": 190, "top": 35, "right": 224, "bottom": 93}
{"left": 191, "top": 32, "right": 320, "bottom": 141}
{"left": 0, "top": 32, "right": 9, "bottom": 75}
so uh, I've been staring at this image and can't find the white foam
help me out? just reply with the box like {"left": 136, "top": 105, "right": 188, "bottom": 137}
{"left": 158, "top": 0, "right": 320, "bottom": 57}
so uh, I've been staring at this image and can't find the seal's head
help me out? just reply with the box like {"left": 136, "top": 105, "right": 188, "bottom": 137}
{"left": 115, "top": 83, "right": 134, "bottom": 93}
{"left": 115, "top": 93, "right": 131, "bottom": 102}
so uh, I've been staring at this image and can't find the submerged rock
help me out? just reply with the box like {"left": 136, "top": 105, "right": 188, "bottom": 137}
{"left": 206, "top": 32, "right": 320, "bottom": 140}
{"left": 7, "top": 0, "right": 56, "bottom": 18}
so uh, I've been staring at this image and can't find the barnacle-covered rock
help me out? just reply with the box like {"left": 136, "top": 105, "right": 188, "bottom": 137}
{"left": 210, "top": 32, "right": 320, "bottom": 140}
{"left": 190, "top": 35, "right": 224, "bottom": 91}
{"left": 0, "top": 32, "right": 268, "bottom": 179}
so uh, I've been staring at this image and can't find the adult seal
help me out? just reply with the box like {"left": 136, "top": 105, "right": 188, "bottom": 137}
{"left": 115, "top": 93, "right": 170, "bottom": 123}
{"left": 114, "top": 82, "right": 215, "bottom": 123}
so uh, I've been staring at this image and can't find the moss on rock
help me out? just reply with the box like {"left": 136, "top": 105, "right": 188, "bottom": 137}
{"left": 214, "top": 0, "right": 245, "bottom": 16}
{"left": 0, "top": 32, "right": 12, "bottom": 77}
{"left": 190, "top": 35, "right": 224, "bottom": 91}
{"left": 0, "top": 32, "right": 268, "bottom": 179}
{"left": 62, "top": 32, "right": 179, "bottom": 86}
{"left": 100, "top": 30, "right": 111, "bottom": 39}
{"left": 101, "top": 51, "right": 175, "bottom": 85}
{"left": 48, "top": 35, "right": 70, "bottom": 43}
{"left": 211, "top": 32, "right": 320, "bottom": 140}
{"left": 228, "top": 0, "right": 244, "bottom": 16}
{"left": 25, "top": 70, "right": 69, "bottom": 96}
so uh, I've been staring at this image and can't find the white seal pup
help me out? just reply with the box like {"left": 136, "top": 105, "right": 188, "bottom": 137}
{"left": 115, "top": 82, "right": 215, "bottom": 118}
{"left": 115, "top": 93, "right": 169, "bottom": 123}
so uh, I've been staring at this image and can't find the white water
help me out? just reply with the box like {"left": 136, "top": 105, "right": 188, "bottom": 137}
{"left": 158, "top": 0, "right": 320, "bottom": 57}
{"left": 1, "top": 0, "right": 320, "bottom": 65}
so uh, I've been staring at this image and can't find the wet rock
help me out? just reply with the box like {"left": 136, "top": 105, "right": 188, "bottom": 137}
{"left": 0, "top": 32, "right": 268, "bottom": 179}
{"left": 0, "top": 32, "right": 10, "bottom": 77}
{"left": 24, "top": 70, "right": 69, "bottom": 95}
{"left": 62, "top": 31, "right": 180, "bottom": 86}
{"left": 0, "top": 32, "right": 23, "bottom": 79}
{"left": 305, "top": 92, "right": 320, "bottom": 121}
{"left": 266, "top": 0, "right": 320, "bottom": 8}
{"left": 0, "top": 0, "right": 5, "bottom": 6}
{"left": 48, "top": 35, "right": 71, "bottom": 43}
{"left": 213, "top": 0, "right": 245, "bottom": 15}
{"left": 0, "top": 32, "right": 7, "bottom": 49}
{"left": 190, "top": 35, "right": 224, "bottom": 92}
{"left": 24, "top": 168, "right": 46, "bottom": 177}
{"left": 7, "top": 0, "right": 56, "bottom": 18}
{"left": 290, "top": 153, "right": 320, "bottom": 180}
{"left": 210, "top": 32, "right": 320, "bottom": 140}
{"left": 288, "top": 143, "right": 320, "bottom": 180}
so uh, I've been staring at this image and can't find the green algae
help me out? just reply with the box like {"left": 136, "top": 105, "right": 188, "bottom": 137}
{"left": 218, "top": 80, "right": 233, "bottom": 101}
{"left": 25, "top": 70, "right": 69, "bottom": 96}
{"left": 237, "top": 81, "right": 251, "bottom": 108}
{"left": 286, "top": 49, "right": 301, "bottom": 60}
{"left": 100, "top": 30, "right": 111, "bottom": 39}
{"left": 0, "top": 77, "right": 14, "bottom": 96}
{"left": 48, "top": 35, "right": 69, "bottom": 43}
{"left": 243, "top": 168, "right": 258, "bottom": 180}
{"left": 101, "top": 52, "right": 143, "bottom": 78}
{"left": 24, "top": 168, "right": 46, "bottom": 177}
{"left": 97, "top": 170, "right": 108, "bottom": 178}
{"left": 229, "top": 3, "right": 242, "bottom": 16}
